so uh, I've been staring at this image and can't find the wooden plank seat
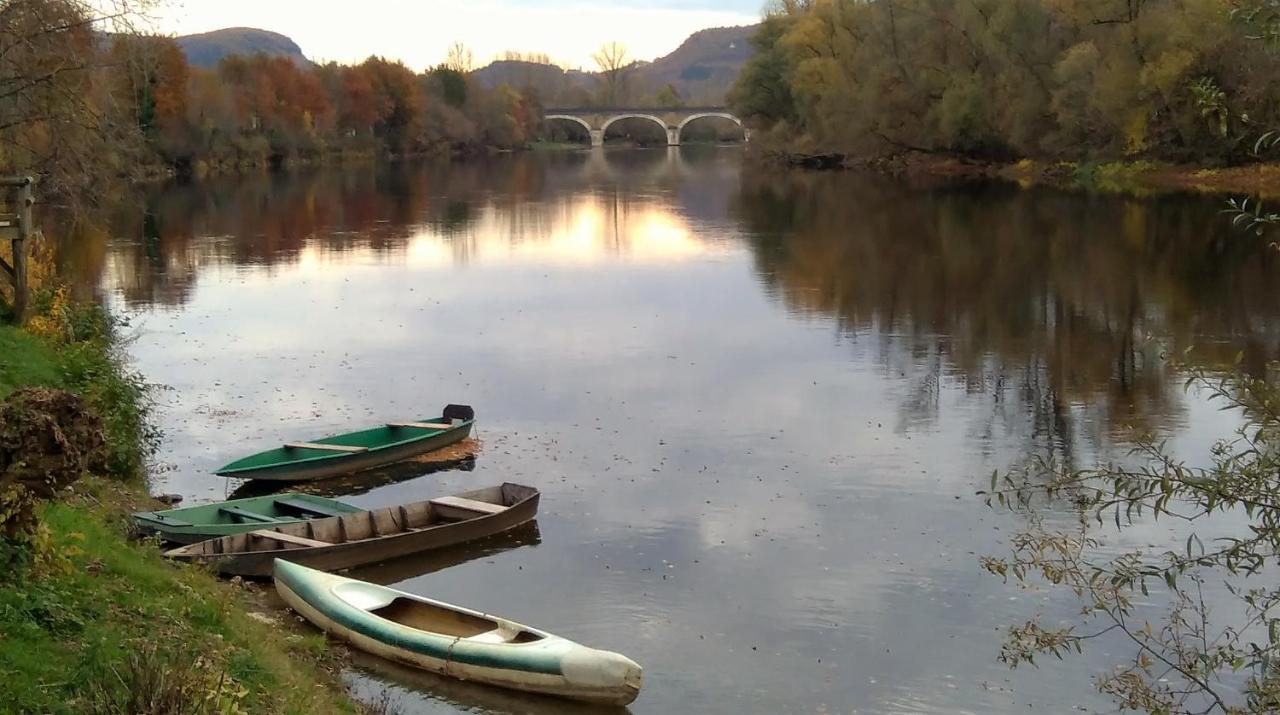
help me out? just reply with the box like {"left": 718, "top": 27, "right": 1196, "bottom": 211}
{"left": 429, "top": 496, "right": 505, "bottom": 515}
{"left": 248, "top": 529, "right": 331, "bottom": 548}
{"left": 386, "top": 422, "right": 453, "bottom": 430}
{"left": 141, "top": 513, "right": 192, "bottom": 526}
{"left": 274, "top": 497, "right": 347, "bottom": 518}
{"left": 219, "top": 506, "right": 279, "bottom": 523}
{"left": 284, "top": 442, "right": 369, "bottom": 453}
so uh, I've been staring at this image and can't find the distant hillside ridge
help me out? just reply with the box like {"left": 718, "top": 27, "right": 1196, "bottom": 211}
{"left": 472, "top": 24, "right": 759, "bottom": 106}
{"left": 176, "top": 27, "right": 309, "bottom": 68}
{"left": 637, "top": 25, "right": 757, "bottom": 103}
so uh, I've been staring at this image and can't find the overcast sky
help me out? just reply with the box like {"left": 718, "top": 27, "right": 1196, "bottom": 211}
{"left": 150, "top": 0, "right": 763, "bottom": 71}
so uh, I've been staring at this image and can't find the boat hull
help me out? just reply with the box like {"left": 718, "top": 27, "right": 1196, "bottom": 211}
{"left": 219, "top": 422, "right": 472, "bottom": 483}
{"left": 274, "top": 560, "right": 641, "bottom": 705}
{"left": 167, "top": 485, "right": 538, "bottom": 578}
{"left": 134, "top": 494, "right": 363, "bottom": 544}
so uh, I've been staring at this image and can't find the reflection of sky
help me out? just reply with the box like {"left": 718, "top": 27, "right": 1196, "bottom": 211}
{"left": 103, "top": 151, "right": 1255, "bottom": 714}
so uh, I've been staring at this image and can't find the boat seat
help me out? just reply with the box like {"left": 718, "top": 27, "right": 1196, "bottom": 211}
{"left": 284, "top": 442, "right": 369, "bottom": 453}
{"left": 274, "top": 497, "right": 346, "bottom": 518}
{"left": 219, "top": 506, "right": 279, "bottom": 523}
{"left": 249, "top": 529, "right": 331, "bottom": 548}
{"left": 387, "top": 421, "right": 453, "bottom": 430}
{"left": 466, "top": 628, "right": 510, "bottom": 644}
{"left": 429, "top": 496, "right": 505, "bottom": 515}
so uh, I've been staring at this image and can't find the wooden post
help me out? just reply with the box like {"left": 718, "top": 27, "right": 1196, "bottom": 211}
{"left": 12, "top": 178, "right": 32, "bottom": 323}
{"left": 0, "top": 176, "right": 34, "bottom": 323}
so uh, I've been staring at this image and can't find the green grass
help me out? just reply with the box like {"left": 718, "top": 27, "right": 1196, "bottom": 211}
{"left": 1, "top": 305, "right": 360, "bottom": 713}
{"left": 0, "top": 479, "right": 359, "bottom": 714}
{"left": 0, "top": 324, "right": 64, "bottom": 397}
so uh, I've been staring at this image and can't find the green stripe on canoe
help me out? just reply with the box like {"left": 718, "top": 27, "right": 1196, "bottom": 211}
{"left": 275, "top": 560, "right": 568, "bottom": 675}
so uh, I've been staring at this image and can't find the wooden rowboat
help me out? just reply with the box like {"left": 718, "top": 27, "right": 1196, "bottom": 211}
{"left": 215, "top": 404, "right": 475, "bottom": 483}
{"left": 133, "top": 493, "right": 363, "bottom": 544}
{"left": 165, "top": 483, "right": 538, "bottom": 578}
{"left": 274, "top": 559, "right": 643, "bottom": 705}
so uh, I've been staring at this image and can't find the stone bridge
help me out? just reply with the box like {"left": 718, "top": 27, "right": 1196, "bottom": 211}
{"left": 543, "top": 107, "right": 749, "bottom": 147}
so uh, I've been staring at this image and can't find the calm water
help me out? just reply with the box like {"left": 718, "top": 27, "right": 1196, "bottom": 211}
{"left": 75, "top": 147, "right": 1280, "bottom": 714}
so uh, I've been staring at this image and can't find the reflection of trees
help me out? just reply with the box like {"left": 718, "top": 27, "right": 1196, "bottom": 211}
{"left": 734, "top": 172, "right": 1280, "bottom": 450}
{"left": 71, "top": 149, "right": 746, "bottom": 309}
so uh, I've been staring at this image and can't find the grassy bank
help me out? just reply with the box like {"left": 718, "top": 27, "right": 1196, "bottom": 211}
{"left": 0, "top": 311, "right": 361, "bottom": 713}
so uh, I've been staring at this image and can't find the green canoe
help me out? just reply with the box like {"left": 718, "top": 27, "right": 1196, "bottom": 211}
{"left": 274, "top": 559, "right": 643, "bottom": 705}
{"left": 134, "top": 493, "right": 364, "bottom": 544}
{"left": 216, "top": 404, "right": 475, "bottom": 483}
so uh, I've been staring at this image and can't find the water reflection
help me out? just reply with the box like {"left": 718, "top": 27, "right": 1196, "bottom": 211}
{"left": 77, "top": 149, "right": 1280, "bottom": 714}
{"left": 734, "top": 172, "right": 1280, "bottom": 461}
{"left": 85, "top": 149, "right": 740, "bottom": 309}
{"left": 346, "top": 650, "right": 628, "bottom": 715}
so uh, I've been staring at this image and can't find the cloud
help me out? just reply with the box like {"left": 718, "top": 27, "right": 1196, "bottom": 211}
{"left": 153, "top": 0, "right": 760, "bottom": 70}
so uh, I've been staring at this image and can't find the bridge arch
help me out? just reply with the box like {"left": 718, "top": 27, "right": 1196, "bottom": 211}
{"left": 600, "top": 114, "right": 671, "bottom": 146}
{"left": 677, "top": 112, "right": 747, "bottom": 143}
{"left": 543, "top": 115, "right": 594, "bottom": 144}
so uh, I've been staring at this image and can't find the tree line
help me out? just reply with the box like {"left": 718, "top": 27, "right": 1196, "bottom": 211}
{"left": 729, "top": 0, "right": 1280, "bottom": 163}
{"left": 0, "top": 1, "right": 545, "bottom": 201}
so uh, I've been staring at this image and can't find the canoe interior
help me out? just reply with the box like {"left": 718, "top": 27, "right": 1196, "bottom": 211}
{"left": 136, "top": 493, "right": 360, "bottom": 528}
{"left": 367, "top": 597, "right": 544, "bottom": 643}
{"left": 217, "top": 416, "right": 471, "bottom": 475}
{"left": 171, "top": 483, "right": 536, "bottom": 558}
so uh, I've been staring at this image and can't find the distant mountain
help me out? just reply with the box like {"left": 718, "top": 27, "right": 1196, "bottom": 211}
{"left": 173, "top": 24, "right": 759, "bottom": 104}
{"left": 636, "top": 25, "right": 757, "bottom": 103}
{"left": 176, "top": 28, "right": 309, "bottom": 68}
{"left": 472, "top": 24, "right": 759, "bottom": 106}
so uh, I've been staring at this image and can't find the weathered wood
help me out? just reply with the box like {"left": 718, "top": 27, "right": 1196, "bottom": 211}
{"left": 283, "top": 442, "right": 369, "bottom": 453}
{"left": 430, "top": 495, "right": 505, "bottom": 515}
{"left": 1, "top": 177, "right": 34, "bottom": 323}
{"left": 165, "top": 483, "right": 540, "bottom": 578}
{"left": 249, "top": 529, "right": 331, "bottom": 548}
{"left": 387, "top": 421, "right": 453, "bottom": 430}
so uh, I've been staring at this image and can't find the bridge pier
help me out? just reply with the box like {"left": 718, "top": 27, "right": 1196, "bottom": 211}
{"left": 590, "top": 130, "right": 604, "bottom": 148}
{"left": 666, "top": 127, "right": 680, "bottom": 147}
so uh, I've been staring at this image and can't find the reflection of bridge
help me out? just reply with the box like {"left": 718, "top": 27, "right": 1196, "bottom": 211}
{"left": 544, "top": 107, "right": 749, "bottom": 148}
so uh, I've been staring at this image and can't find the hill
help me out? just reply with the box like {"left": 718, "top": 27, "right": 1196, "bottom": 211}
{"left": 636, "top": 25, "right": 757, "bottom": 103}
{"left": 176, "top": 27, "right": 309, "bottom": 68}
{"left": 472, "top": 24, "right": 759, "bottom": 106}
{"left": 471, "top": 60, "right": 599, "bottom": 105}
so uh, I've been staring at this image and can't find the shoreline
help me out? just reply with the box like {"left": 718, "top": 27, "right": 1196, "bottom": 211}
{"left": 0, "top": 301, "right": 363, "bottom": 712}
{"left": 764, "top": 148, "right": 1280, "bottom": 197}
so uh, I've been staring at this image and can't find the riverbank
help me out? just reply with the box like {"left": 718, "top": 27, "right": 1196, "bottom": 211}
{"left": 766, "top": 148, "right": 1280, "bottom": 197}
{"left": 0, "top": 313, "right": 361, "bottom": 713}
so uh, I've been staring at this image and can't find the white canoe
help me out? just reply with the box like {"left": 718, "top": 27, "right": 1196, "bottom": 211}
{"left": 273, "top": 559, "right": 643, "bottom": 705}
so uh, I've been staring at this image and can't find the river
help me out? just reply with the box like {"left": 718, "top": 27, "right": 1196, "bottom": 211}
{"left": 71, "top": 147, "right": 1280, "bottom": 714}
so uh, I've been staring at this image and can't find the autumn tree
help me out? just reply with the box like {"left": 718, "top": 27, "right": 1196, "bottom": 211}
{"left": 108, "top": 35, "right": 191, "bottom": 161}
{"left": 653, "top": 84, "right": 683, "bottom": 109}
{"left": 592, "top": 41, "right": 631, "bottom": 106}
{"left": 445, "top": 42, "right": 475, "bottom": 74}
{"left": 730, "top": 0, "right": 1280, "bottom": 162}
{"left": 0, "top": 0, "right": 154, "bottom": 198}
{"left": 359, "top": 57, "right": 427, "bottom": 153}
